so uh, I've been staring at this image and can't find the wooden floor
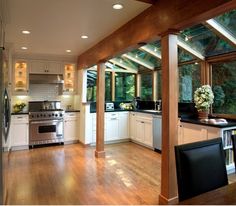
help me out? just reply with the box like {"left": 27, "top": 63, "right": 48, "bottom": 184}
{"left": 6, "top": 142, "right": 162, "bottom": 205}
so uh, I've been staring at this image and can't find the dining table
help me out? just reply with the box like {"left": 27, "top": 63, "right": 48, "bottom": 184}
{"left": 179, "top": 182, "right": 236, "bottom": 205}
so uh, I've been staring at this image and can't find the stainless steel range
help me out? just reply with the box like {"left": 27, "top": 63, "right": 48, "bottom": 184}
{"left": 29, "top": 101, "right": 64, "bottom": 146}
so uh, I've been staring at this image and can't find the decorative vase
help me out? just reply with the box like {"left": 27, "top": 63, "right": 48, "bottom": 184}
{"left": 198, "top": 111, "right": 208, "bottom": 119}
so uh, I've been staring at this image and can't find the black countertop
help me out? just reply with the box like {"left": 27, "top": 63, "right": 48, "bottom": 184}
{"left": 11, "top": 112, "right": 29, "bottom": 115}
{"left": 180, "top": 117, "right": 236, "bottom": 128}
{"left": 65, "top": 110, "right": 80, "bottom": 113}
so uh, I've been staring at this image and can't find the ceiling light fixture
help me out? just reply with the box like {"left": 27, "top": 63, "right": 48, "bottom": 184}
{"left": 185, "top": 36, "right": 189, "bottom": 41}
{"left": 66, "top": 49, "right": 71, "bottom": 53}
{"left": 22, "top": 30, "right": 30, "bottom": 34}
{"left": 113, "top": 3, "right": 123, "bottom": 10}
{"left": 81, "top": 35, "right": 88, "bottom": 39}
{"left": 21, "top": 47, "right": 28, "bottom": 50}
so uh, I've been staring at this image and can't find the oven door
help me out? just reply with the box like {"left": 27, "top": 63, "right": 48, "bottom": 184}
{"left": 29, "top": 119, "right": 63, "bottom": 143}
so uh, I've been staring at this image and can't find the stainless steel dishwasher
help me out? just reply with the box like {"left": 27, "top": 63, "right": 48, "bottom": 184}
{"left": 153, "top": 115, "right": 162, "bottom": 152}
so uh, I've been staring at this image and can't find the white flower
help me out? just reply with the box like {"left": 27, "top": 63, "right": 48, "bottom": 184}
{"left": 194, "top": 85, "right": 214, "bottom": 112}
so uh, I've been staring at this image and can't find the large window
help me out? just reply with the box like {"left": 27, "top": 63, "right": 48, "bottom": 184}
{"left": 86, "top": 71, "right": 111, "bottom": 102}
{"left": 115, "top": 73, "right": 135, "bottom": 101}
{"left": 140, "top": 73, "right": 153, "bottom": 100}
{"left": 212, "top": 60, "right": 236, "bottom": 114}
{"left": 179, "top": 64, "right": 201, "bottom": 103}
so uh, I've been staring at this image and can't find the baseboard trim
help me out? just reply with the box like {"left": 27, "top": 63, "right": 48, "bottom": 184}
{"left": 95, "top": 150, "right": 105, "bottom": 158}
{"left": 159, "top": 194, "right": 178, "bottom": 205}
{"left": 11, "top": 145, "right": 29, "bottom": 151}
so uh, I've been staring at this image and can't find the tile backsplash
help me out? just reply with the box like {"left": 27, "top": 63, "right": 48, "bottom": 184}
{"left": 12, "top": 84, "right": 79, "bottom": 111}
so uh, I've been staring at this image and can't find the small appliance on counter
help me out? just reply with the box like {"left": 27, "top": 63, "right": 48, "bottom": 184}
{"left": 132, "top": 97, "right": 141, "bottom": 110}
{"left": 105, "top": 102, "right": 114, "bottom": 111}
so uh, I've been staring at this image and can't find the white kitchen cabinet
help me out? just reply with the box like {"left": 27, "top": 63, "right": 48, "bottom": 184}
{"left": 91, "top": 112, "right": 129, "bottom": 143}
{"left": 10, "top": 115, "right": 29, "bottom": 149}
{"left": 129, "top": 112, "right": 153, "bottom": 148}
{"left": 105, "top": 113, "right": 119, "bottom": 141}
{"left": 30, "top": 60, "right": 62, "bottom": 74}
{"left": 129, "top": 112, "right": 136, "bottom": 140}
{"left": 143, "top": 119, "right": 153, "bottom": 147}
{"left": 178, "top": 122, "right": 220, "bottom": 145}
{"left": 118, "top": 112, "right": 129, "bottom": 139}
{"left": 64, "top": 112, "right": 80, "bottom": 143}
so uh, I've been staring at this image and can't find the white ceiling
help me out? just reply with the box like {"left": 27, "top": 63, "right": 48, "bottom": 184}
{"left": 5, "top": 0, "right": 150, "bottom": 58}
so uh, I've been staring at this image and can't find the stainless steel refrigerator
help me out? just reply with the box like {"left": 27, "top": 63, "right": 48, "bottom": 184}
{"left": 0, "top": 46, "right": 11, "bottom": 204}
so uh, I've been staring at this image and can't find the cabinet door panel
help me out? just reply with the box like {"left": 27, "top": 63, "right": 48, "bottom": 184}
{"left": 119, "top": 113, "right": 129, "bottom": 139}
{"left": 11, "top": 123, "right": 28, "bottom": 146}
{"left": 182, "top": 125, "right": 207, "bottom": 144}
{"left": 64, "top": 120, "right": 78, "bottom": 141}
{"left": 48, "top": 62, "right": 62, "bottom": 74}
{"left": 106, "top": 118, "right": 119, "bottom": 141}
{"left": 30, "top": 61, "right": 46, "bottom": 74}
{"left": 136, "top": 120, "right": 144, "bottom": 142}
{"left": 144, "top": 121, "right": 153, "bottom": 147}
{"left": 129, "top": 113, "right": 136, "bottom": 139}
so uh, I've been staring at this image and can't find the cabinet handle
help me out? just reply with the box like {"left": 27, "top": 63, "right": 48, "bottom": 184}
{"left": 141, "top": 121, "right": 144, "bottom": 123}
{"left": 111, "top": 118, "right": 117, "bottom": 120}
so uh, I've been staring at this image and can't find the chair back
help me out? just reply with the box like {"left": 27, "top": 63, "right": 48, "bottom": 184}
{"left": 231, "top": 135, "right": 236, "bottom": 173}
{"left": 175, "top": 138, "right": 228, "bottom": 201}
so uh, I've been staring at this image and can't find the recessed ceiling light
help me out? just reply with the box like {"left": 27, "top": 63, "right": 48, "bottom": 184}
{"left": 21, "top": 47, "right": 28, "bottom": 50}
{"left": 22, "top": 30, "right": 30, "bottom": 34}
{"left": 195, "top": 62, "right": 199, "bottom": 65}
{"left": 154, "top": 47, "right": 158, "bottom": 52}
{"left": 113, "top": 3, "right": 123, "bottom": 10}
{"left": 81, "top": 35, "right": 88, "bottom": 39}
{"left": 66, "top": 49, "right": 71, "bottom": 53}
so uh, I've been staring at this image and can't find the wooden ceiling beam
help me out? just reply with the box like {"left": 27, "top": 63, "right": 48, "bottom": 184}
{"left": 78, "top": 0, "right": 236, "bottom": 69}
{"left": 134, "top": 0, "right": 157, "bottom": 4}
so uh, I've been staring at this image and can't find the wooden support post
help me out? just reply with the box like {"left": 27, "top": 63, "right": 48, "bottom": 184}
{"left": 136, "top": 74, "right": 141, "bottom": 97}
{"left": 152, "top": 71, "right": 157, "bottom": 101}
{"left": 111, "top": 71, "right": 115, "bottom": 101}
{"left": 159, "top": 33, "right": 178, "bottom": 204}
{"left": 95, "top": 62, "right": 106, "bottom": 158}
{"left": 201, "top": 61, "right": 210, "bottom": 85}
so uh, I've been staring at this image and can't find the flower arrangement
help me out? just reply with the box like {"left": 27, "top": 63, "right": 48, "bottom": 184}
{"left": 194, "top": 85, "right": 214, "bottom": 112}
{"left": 13, "top": 102, "right": 26, "bottom": 113}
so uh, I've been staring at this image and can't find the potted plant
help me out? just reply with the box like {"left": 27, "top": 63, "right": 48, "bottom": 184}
{"left": 194, "top": 85, "right": 214, "bottom": 119}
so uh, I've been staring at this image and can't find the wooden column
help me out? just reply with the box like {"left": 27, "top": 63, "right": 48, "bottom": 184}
{"left": 136, "top": 74, "right": 141, "bottom": 97}
{"left": 159, "top": 33, "right": 178, "bottom": 204}
{"left": 152, "top": 71, "right": 157, "bottom": 101}
{"left": 111, "top": 71, "right": 115, "bottom": 101}
{"left": 201, "top": 61, "right": 210, "bottom": 85}
{"left": 95, "top": 62, "right": 106, "bottom": 158}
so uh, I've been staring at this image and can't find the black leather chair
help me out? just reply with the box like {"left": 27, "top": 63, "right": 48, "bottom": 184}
{"left": 231, "top": 135, "right": 236, "bottom": 173}
{"left": 175, "top": 138, "right": 228, "bottom": 202}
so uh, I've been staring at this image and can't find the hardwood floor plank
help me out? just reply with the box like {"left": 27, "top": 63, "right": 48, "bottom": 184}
{"left": 6, "top": 142, "right": 161, "bottom": 205}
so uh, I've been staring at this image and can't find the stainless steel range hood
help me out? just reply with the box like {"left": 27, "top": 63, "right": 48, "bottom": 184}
{"left": 29, "top": 74, "right": 64, "bottom": 84}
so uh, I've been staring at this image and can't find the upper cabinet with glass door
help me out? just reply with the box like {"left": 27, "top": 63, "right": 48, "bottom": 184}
{"left": 13, "top": 60, "right": 29, "bottom": 95}
{"left": 63, "top": 63, "right": 76, "bottom": 94}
